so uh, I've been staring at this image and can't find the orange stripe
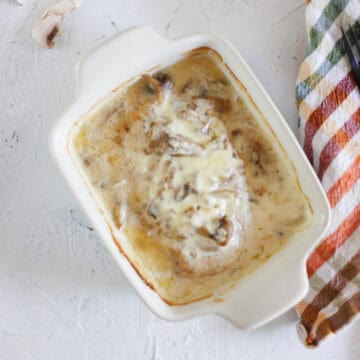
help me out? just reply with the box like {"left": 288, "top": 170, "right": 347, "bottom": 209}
{"left": 307, "top": 203, "right": 360, "bottom": 277}
{"left": 303, "top": 72, "right": 356, "bottom": 164}
{"left": 327, "top": 155, "right": 360, "bottom": 208}
{"left": 301, "top": 251, "right": 360, "bottom": 328}
{"left": 318, "top": 109, "right": 360, "bottom": 179}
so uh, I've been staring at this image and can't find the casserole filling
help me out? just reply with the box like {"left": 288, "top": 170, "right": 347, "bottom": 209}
{"left": 141, "top": 78, "right": 251, "bottom": 277}
{"left": 70, "top": 48, "right": 311, "bottom": 304}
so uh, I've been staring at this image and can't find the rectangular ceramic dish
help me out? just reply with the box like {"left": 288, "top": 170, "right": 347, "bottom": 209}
{"left": 51, "top": 26, "right": 331, "bottom": 329}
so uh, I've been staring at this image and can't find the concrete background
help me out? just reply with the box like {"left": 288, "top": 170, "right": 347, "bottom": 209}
{"left": 0, "top": 0, "right": 359, "bottom": 358}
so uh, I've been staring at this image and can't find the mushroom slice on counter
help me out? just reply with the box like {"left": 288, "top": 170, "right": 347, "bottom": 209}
{"left": 32, "top": 0, "right": 82, "bottom": 48}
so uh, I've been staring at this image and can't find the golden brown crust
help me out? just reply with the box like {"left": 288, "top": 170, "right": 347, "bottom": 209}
{"left": 68, "top": 46, "right": 312, "bottom": 305}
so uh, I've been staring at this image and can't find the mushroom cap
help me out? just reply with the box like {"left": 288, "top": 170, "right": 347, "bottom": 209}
{"left": 31, "top": 0, "right": 83, "bottom": 48}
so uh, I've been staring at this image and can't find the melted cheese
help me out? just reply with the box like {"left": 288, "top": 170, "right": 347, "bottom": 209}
{"left": 70, "top": 48, "right": 312, "bottom": 305}
{"left": 143, "top": 93, "right": 250, "bottom": 274}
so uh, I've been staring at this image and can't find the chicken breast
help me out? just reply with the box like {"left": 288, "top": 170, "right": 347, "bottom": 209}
{"left": 71, "top": 49, "right": 310, "bottom": 304}
{"left": 142, "top": 75, "right": 251, "bottom": 277}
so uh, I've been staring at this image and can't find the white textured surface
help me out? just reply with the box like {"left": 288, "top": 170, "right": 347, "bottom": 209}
{"left": 0, "top": 0, "right": 359, "bottom": 359}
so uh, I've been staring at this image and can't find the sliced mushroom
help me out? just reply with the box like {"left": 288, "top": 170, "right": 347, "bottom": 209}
{"left": 174, "top": 182, "right": 196, "bottom": 201}
{"left": 32, "top": 0, "right": 82, "bottom": 48}
{"left": 147, "top": 201, "right": 160, "bottom": 219}
{"left": 154, "top": 72, "right": 173, "bottom": 90}
{"left": 145, "top": 122, "right": 205, "bottom": 156}
{"left": 142, "top": 74, "right": 169, "bottom": 103}
{"left": 210, "top": 217, "right": 232, "bottom": 246}
{"left": 182, "top": 78, "right": 229, "bottom": 98}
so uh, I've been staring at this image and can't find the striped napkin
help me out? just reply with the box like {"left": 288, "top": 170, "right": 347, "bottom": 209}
{"left": 295, "top": 0, "right": 360, "bottom": 347}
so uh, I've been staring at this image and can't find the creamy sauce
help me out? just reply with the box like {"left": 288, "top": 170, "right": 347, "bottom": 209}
{"left": 70, "top": 48, "right": 312, "bottom": 305}
{"left": 141, "top": 87, "right": 251, "bottom": 277}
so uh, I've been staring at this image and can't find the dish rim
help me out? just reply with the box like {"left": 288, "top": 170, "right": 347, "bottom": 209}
{"left": 50, "top": 26, "right": 331, "bottom": 329}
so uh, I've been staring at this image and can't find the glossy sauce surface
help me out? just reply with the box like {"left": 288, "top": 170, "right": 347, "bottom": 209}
{"left": 70, "top": 48, "right": 311, "bottom": 305}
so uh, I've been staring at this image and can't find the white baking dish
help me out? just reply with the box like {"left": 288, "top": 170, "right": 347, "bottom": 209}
{"left": 51, "top": 26, "right": 331, "bottom": 329}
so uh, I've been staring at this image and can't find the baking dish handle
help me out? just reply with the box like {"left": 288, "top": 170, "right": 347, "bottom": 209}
{"left": 218, "top": 257, "right": 308, "bottom": 329}
{"left": 76, "top": 26, "right": 170, "bottom": 99}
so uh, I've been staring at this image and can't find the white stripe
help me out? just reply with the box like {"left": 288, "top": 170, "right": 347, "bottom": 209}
{"left": 314, "top": 262, "right": 338, "bottom": 285}
{"left": 312, "top": 88, "right": 360, "bottom": 170}
{"left": 300, "top": 0, "right": 360, "bottom": 88}
{"left": 301, "top": 228, "right": 360, "bottom": 312}
{"left": 312, "top": 105, "right": 349, "bottom": 171}
{"left": 303, "top": 31, "right": 339, "bottom": 77}
{"left": 322, "top": 131, "right": 360, "bottom": 191}
{"left": 342, "top": 277, "right": 360, "bottom": 300}
{"left": 323, "top": 178, "right": 360, "bottom": 237}
{"left": 318, "top": 281, "right": 360, "bottom": 322}
{"left": 314, "top": 227, "right": 360, "bottom": 283}
{"left": 298, "top": 56, "right": 349, "bottom": 145}
{"left": 302, "top": 0, "right": 360, "bottom": 77}
{"left": 344, "top": 1, "right": 360, "bottom": 23}
{"left": 306, "top": 1, "right": 328, "bottom": 28}
{"left": 306, "top": 6, "right": 323, "bottom": 31}
{"left": 305, "top": 0, "right": 348, "bottom": 30}
{"left": 300, "top": 56, "right": 348, "bottom": 110}
{"left": 301, "top": 282, "right": 320, "bottom": 306}
{"left": 298, "top": 0, "right": 360, "bottom": 105}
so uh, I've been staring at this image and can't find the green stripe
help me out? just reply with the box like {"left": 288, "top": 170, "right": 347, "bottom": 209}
{"left": 307, "top": 0, "right": 350, "bottom": 55}
{"left": 296, "top": 21, "right": 360, "bottom": 107}
{"left": 308, "top": 27, "right": 324, "bottom": 55}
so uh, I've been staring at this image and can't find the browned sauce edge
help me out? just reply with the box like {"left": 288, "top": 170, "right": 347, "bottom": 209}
{"left": 67, "top": 47, "right": 312, "bottom": 306}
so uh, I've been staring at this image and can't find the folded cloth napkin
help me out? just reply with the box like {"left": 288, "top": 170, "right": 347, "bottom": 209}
{"left": 295, "top": 0, "right": 360, "bottom": 347}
